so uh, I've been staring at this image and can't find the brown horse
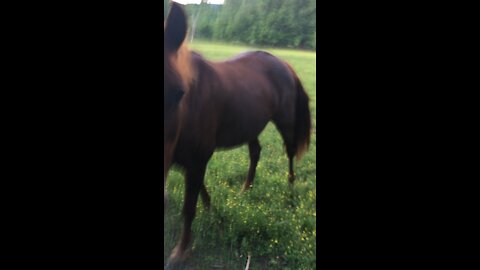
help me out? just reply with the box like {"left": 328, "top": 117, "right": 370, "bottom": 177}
{"left": 164, "top": 2, "right": 311, "bottom": 264}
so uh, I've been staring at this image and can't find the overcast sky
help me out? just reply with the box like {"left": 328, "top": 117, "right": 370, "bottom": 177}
{"left": 172, "top": 0, "right": 225, "bottom": 4}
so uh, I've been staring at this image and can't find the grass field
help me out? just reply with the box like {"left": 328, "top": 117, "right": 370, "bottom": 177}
{"left": 164, "top": 40, "right": 317, "bottom": 269}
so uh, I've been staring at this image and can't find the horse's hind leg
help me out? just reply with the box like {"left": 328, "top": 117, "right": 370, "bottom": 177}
{"left": 280, "top": 129, "right": 297, "bottom": 184}
{"left": 287, "top": 147, "right": 296, "bottom": 184}
{"left": 200, "top": 184, "right": 211, "bottom": 210}
{"left": 274, "top": 121, "right": 297, "bottom": 184}
{"left": 241, "top": 139, "right": 261, "bottom": 192}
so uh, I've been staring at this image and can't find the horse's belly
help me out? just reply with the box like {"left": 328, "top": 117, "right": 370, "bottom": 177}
{"left": 215, "top": 113, "right": 270, "bottom": 148}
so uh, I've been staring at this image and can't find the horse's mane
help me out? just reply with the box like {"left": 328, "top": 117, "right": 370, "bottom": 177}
{"left": 171, "top": 41, "right": 195, "bottom": 90}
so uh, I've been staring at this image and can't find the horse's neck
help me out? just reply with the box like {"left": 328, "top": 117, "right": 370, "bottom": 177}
{"left": 187, "top": 55, "right": 222, "bottom": 100}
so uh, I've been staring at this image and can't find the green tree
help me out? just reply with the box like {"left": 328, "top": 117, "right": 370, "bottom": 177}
{"left": 179, "top": 0, "right": 316, "bottom": 50}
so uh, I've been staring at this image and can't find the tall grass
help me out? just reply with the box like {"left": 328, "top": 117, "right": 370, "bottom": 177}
{"left": 165, "top": 40, "right": 316, "bottom": 270}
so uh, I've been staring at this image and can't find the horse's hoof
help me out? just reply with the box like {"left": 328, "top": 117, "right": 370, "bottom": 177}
{"left": 165, "top": 259, "right": 186, "bottom": 270}
{"left": 202, "top": 199, "right": 211, "bottom": 211}
{"left": 240, "top": 183, "right": 253, "bottom": 194}
{"left": 165, "top": 259, "right": 185, "bottom": 270}
{"left": 288, "top": 174, "right": 295, "bottom": 184}
{"left": 168, "top": 246, "right": 190, "bottom": 266}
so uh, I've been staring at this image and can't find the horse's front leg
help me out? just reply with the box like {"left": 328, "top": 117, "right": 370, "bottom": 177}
{"left": 168, "top": 162, "right": 207, "bottom": 263}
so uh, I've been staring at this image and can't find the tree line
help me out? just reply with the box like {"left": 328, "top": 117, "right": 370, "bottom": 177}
{"left": 164, "top": 0, "right": 316, "bottom": 50}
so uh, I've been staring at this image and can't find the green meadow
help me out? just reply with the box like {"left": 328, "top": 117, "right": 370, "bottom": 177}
{"left": 164, "top": 40, "right": 317, "bottom": 270}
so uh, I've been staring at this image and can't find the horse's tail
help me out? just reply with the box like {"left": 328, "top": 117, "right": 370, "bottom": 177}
{"left": 285, "top": 62, "right": 312, "bottom": 160}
